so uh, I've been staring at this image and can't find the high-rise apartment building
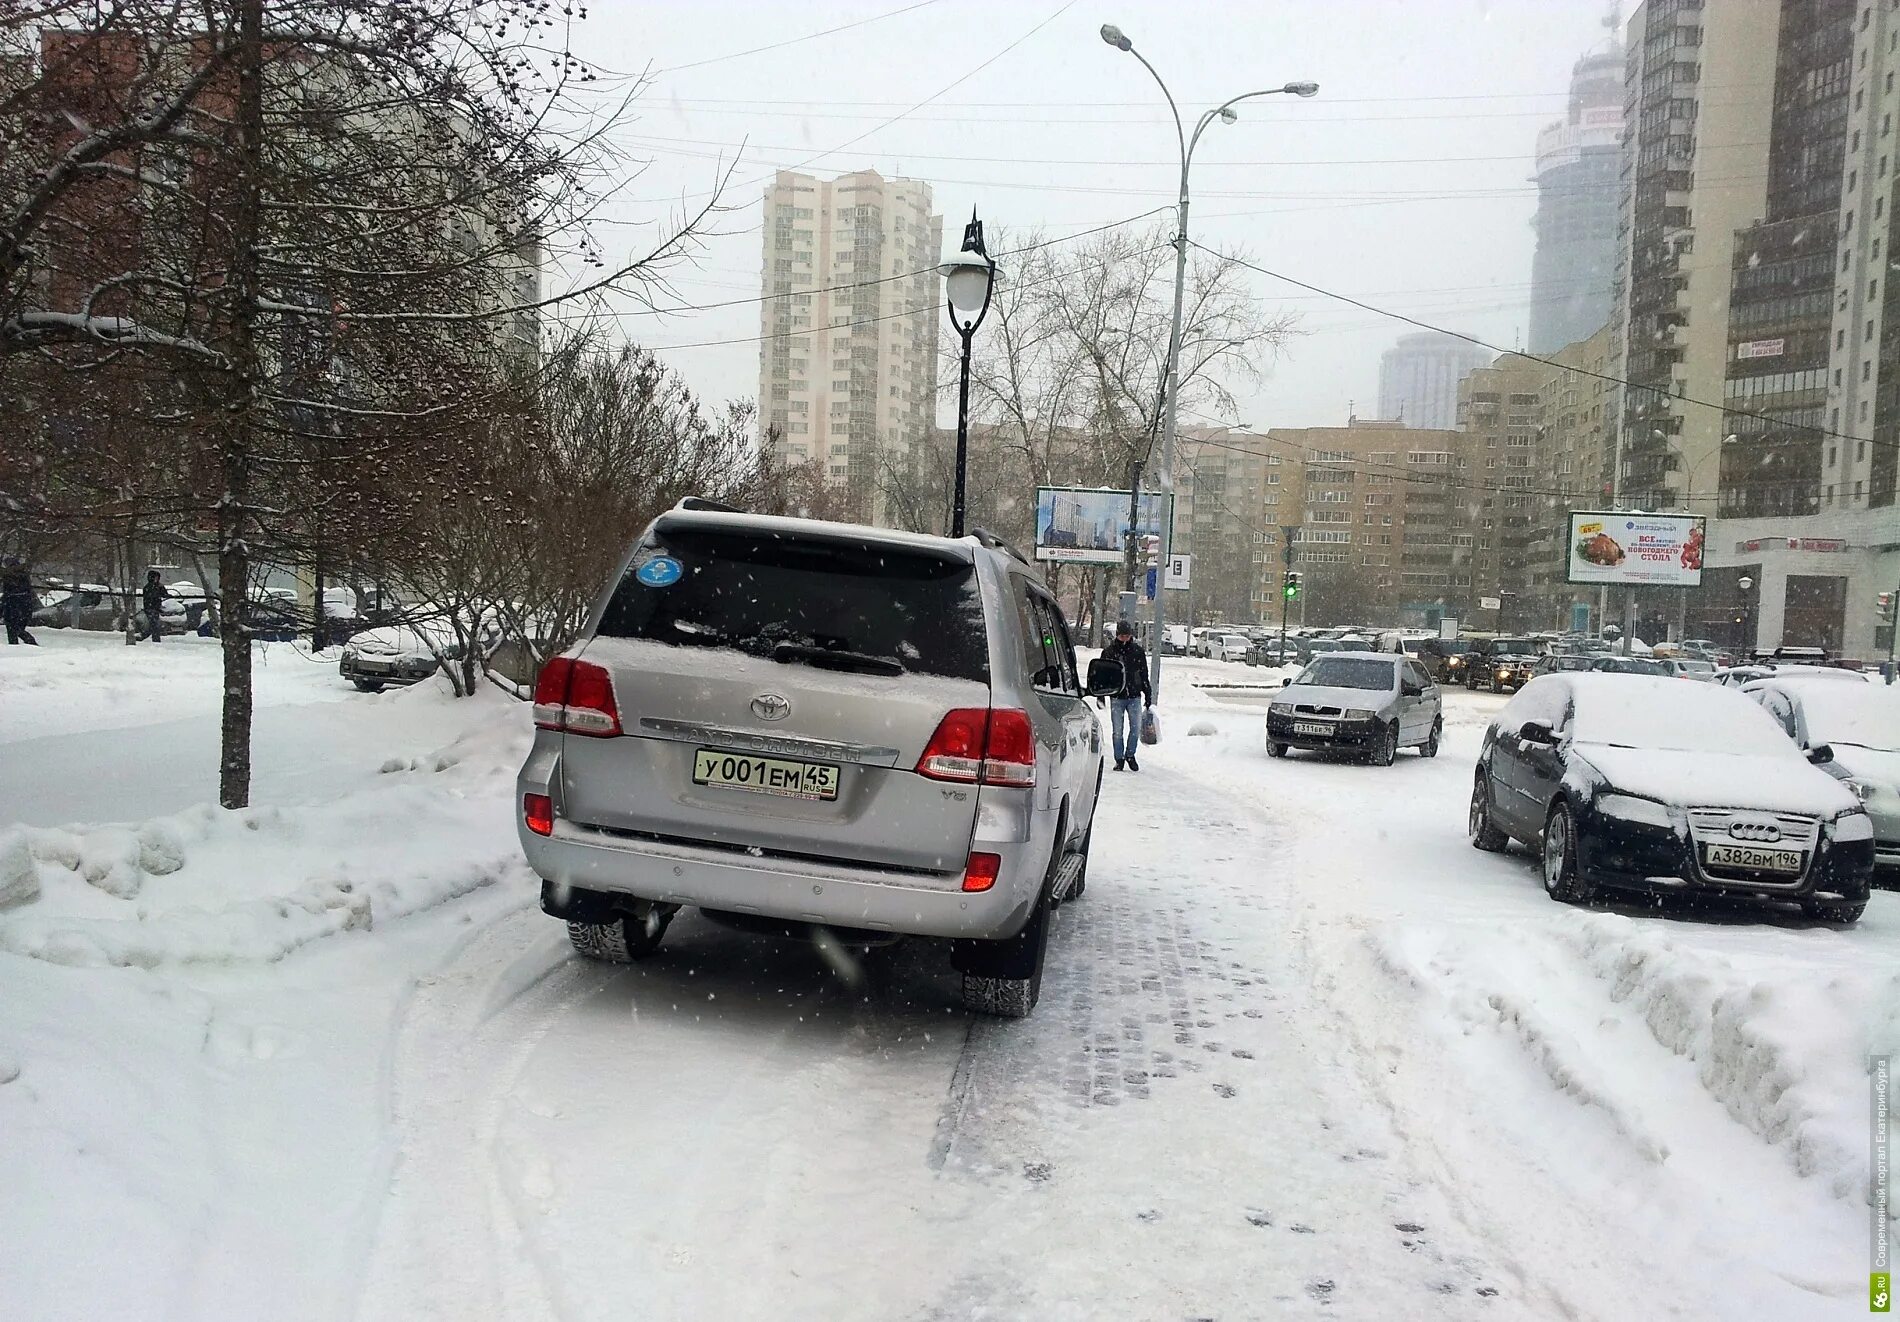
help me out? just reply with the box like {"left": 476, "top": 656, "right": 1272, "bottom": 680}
{"left": 1612, "top": 0, "right": 1779, "bottom": 518}
{"left": 1700, "top": 0, "right": 1900, "bottom": 658}
{"left": 1174, "top": 428, "right": 1287, "bottom": 622}
{"left": 758, "top": 169, "right": 941, "bottom": 525}
{"left": 1376, "top": 332, "right": 1491, "bottom": 430}
{"left": 1528, "top": 47, "right": 1624, "bottom": 353}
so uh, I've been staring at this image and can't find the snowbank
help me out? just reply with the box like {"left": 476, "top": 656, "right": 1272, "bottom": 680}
{"left": 1558, "top": 912, "right": 1898, "bottom": 1211}
{"left": 0, "top": 694, "right": 530, "bottom": 967}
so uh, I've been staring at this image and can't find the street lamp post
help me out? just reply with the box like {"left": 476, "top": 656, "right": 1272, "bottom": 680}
{"left": 940, "top": 211, "right": 999, "bottom": 539}
{"left": 1736, "top": 574, "right": 1755, "bottom": 658}
{"left": 1100, "top": 21, "right": 1315, "bottom": 700}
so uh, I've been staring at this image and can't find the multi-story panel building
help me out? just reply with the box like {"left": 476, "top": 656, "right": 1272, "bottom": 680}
{"left": 1525, "top": 327, "right": 1617, "bottom": 628}
{"left": 1265, "top": 420, "right": 1468, "bottom": 626}
{"left": 1703, "top": 0, "right": 1900, "bottom": 659}
{"left": 1612, "top": 0, "right": 1779, "bottom": 519}
{"left": 1457, "top": 356, "right": 1551, "bottom": 629}
{"left": 1173, "top": 428, "right": 1286, "bottom": 623}
{"left": 758, "top": 169, "right": 941, "bottom": 525}
{"left": 1529, "top": 46, "right": 1625, "bottom": 353}
{"left": 1376, "top": 332, "right": 1491, "bottom": 430}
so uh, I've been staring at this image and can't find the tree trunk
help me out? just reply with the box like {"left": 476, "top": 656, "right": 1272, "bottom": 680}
{"left": 217, "top": 0, "right": 266, "bottom": 810}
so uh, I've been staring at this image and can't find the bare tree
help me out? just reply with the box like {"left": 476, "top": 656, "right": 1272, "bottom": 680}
{"left": 1, "top": 2, "right": 725, "bottom": 806}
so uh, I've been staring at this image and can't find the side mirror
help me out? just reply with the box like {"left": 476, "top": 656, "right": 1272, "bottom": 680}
{"left": 1807, "top": 743, "right": 1835, "bottom": 766}
{"left": 1520, "top": 720, "right": 1556, "bottom": 745}
{"left": 1084, "top": 657, "right": 1125, "bottom": 698}
{"left": 1282, "top": 676, "right": 1295, "bottom": 687}
{"left": 1401, "top": 680, "right": 1423, "bottom": 697}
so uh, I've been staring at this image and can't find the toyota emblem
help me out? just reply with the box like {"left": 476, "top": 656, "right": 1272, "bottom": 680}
{"left": 751, "top": 693, "right": 792, "bottom": 722}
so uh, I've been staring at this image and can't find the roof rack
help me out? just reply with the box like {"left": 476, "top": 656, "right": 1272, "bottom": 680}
{"left": 967, "top": 526, "right": 1032, "bottom": 567}
{"left": 673, "top": 495, "right": 743, "bottom": 515}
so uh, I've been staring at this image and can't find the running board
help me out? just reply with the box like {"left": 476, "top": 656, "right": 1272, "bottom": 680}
{"left": 1051, "top": 851, "right": 1086, "bottom": 901}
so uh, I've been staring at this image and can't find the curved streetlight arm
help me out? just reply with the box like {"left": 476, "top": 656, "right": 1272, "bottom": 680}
{"left": 1188, "top": 88, "right": 1301, "bottom": 168}
{"left": 1121, "top": 45, "right": 1186, "bottom": 178}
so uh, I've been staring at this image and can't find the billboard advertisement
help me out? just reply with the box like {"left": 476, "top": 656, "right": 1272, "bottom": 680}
{"left": 1034, "top": 487, "right": 1173, "bottom": 565}
{"left": 1566, "top": 511, "right": 1706, "bottom": 587}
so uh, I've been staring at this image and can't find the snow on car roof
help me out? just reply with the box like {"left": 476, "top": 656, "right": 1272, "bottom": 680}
{"left": 1780, "top": 681, "right": 1900, "bottom": 751}
{"left": 1563, "top": 674, "right": 1793, "bottom": 755}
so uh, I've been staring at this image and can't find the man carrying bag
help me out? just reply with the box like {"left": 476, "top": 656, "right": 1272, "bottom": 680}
{"left": 1098, "top": 619, "right": 1153, "bottom": 772}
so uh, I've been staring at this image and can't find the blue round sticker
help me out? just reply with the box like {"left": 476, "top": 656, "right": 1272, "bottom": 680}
{"left": 636, "top": 556, "right": 684, "bottom": 588}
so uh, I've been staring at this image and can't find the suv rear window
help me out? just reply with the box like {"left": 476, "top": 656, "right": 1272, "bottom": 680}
{"left": 597, "top": 527, "right": 990, "bottom": 681}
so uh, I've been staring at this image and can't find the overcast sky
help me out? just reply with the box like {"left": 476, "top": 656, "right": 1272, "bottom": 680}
{"left": 564, "top": 0, "right": 1622, "bottom": 431}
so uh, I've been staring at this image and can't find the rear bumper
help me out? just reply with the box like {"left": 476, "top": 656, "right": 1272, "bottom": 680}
{"left": 516, "top": 746, "right": 1051, "bottom": 941}
{"left": 519, "top": 816, "right": 1039, "bottom": 940}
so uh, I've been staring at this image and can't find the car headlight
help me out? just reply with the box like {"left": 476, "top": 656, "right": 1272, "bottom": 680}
{"left": 1596, "top": 793, "right": 1678, "bottom": 831}
{"left": 1345, "top": 708, "right": 1376, "bottom": 721}
{"left": 1269, "top": 702, "right": 1293, "bottom": 716}
{"left": 1831, "top": 811, "right": 1874, "bottom": 842}
{"left": 1843, "top": 778, "right": 1873, "bottom": 802}
{"left": 1447, "top": 657, "right": 1463, "bottom": 668}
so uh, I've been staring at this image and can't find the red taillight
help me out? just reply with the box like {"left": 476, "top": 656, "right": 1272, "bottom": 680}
{"left": 917, "top": 707, "right": 988, "bottom": 782}
{"left": 523, "top": 793, "right": 554, "bottom": 836}
{"left": 916, "top": 708, "right": 1036, "bottom": 787}
{"left": 962, "top": 852, "right": 1001, "bottom": 892}
{"left": 531, "top": 656, "right": 621, "bottom": 737}
{"left": 532, "top": 657, "right": 573, "bottom": 729}
{"left": 981, "top": 708, "right": 1036, "bottom": 786}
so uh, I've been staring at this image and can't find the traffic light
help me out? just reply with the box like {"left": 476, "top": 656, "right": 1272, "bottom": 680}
{"left": 1880, "top": 591, "right": 1896, "bottom": 623}
{"left": 1283, "top": 571, "right": 1302, "bottom": 601}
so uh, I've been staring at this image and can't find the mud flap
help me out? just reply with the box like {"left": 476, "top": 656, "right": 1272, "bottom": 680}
{"left": 951, "top": 894, "right": 1049, "bottom": 979}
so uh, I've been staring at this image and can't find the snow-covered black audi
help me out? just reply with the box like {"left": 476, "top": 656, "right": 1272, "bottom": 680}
{"left": 1467, "top": 673, "right": 1875, "bottom": 923}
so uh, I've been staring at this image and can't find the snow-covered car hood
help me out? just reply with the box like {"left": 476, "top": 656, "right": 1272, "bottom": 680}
{"left": 345, "top": 626, "right": 446, "bottom": 662}
{"left": 1274, "top": 684, "right": 1395, "bottom": 711}
{"left": 1573, "top": 744, "right": 1861, "bottom": 819}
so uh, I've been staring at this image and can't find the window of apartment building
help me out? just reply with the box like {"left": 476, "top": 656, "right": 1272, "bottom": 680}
{"left": 790, "top": 400, "right": 809, "bottom": 413}
{"left": 1382, "top": 516, "right": 1393, "bottom": 526}
{"left": 1870, "top": 319, "right": 1878, "bottom": 342}
{"left": 1839, "top": 328, "right": 1848, "bottom": 350}
{"left": 1828, "top": 444, "right": 1838, "bottom": 467}
{"left": 1866, "top": 359, "right": 1874, "bottom": 381}
{"left": 1266, "top": 472, "right": 1280, "bottom": 484}
{"left": 832, "top": 379, "right": 850, "bottom": 391}
{"left": 788, "top": 422, "right": 807, "bottom": 434}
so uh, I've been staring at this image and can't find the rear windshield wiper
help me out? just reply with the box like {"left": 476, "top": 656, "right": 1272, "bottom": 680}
{"left": 772, "top": 642, "right": 905, "bottom": 676}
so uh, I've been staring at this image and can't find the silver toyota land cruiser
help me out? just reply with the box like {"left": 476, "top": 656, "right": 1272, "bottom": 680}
{"left": 516, "top": 502, "right": 1120, "bottom": 1016}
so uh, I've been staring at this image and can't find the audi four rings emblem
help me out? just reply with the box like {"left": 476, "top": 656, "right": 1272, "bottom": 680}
{"left": 1727, "top": 820, "right": 1782, "bottom": 842}
{"left": 751, "top": 694, "right": 792, "bottom": 722}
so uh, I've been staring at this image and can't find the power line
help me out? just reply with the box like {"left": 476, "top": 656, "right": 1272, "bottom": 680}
{"left": 1193, "top": 241, "right": 1884, "bottom": 453}
{"left": 652, "top": 1, "right": 945, "bottom": 75}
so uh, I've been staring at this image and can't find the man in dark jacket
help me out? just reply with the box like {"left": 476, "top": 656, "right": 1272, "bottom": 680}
{"left": 1099, "top": 619, "right": 1153, "bottom": 771}
{"left": 2, "top": 557, "right": 37, "bottom": 645}
{"left": 140, "top": 569, "right": 167, "bottom": 643}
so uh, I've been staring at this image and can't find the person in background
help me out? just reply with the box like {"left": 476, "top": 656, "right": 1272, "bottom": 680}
{"left": 1098, "top": 619, "right": 1153, "bottom": 772}
{"left": 2, "top": 557, "right": 38, "bottom": 645}
{"left": 140, "top": 569, "right": 167, "bottom": 643}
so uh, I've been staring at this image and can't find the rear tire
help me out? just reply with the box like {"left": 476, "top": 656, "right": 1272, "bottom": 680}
{"left": 352, "top": 679, "right": 384, "bottom": 693}
{"left": 1421, "top": 719, "right": 1442, "bottom": 758}
{"left": 1802, "top": 898, "right": 1865, "bottom": 924}
{"left": 567, "top": 912, "right": 671, "bottom": 963}
{"left": 957, "top": 898, "right": 1050, "bottom": 1018}
{"left": 1469, "top": 772, "right": 1509, "bottom": 852}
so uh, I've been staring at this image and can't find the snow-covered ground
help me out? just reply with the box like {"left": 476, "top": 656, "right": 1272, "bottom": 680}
{"left": 1, "top": 636, "right": 1892, "bottom": 1320}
